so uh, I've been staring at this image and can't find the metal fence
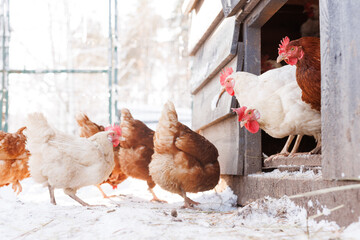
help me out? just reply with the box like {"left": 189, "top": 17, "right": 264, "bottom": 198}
{"left": 0, "top": 0, "right": 119, "bottom": 132}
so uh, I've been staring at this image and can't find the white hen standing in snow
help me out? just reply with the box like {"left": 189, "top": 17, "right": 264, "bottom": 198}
{"left": 217, "top": 65, "right": 321, "bottom": 158}
{"left": 25, "top": 113, "right": 121, "bottom": 206}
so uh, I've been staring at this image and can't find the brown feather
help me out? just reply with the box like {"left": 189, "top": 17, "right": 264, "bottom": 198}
{"left": 289, "top": 37, "right": 321, "bottom": 111}
{"left": 150, "top": 101, "right": 220, "bottom": 196}
{"left": 0, "top": 127, "right": 30, "bottom": 194}
{"left": 119, "top": 108, "right": 156, "bottom": 189}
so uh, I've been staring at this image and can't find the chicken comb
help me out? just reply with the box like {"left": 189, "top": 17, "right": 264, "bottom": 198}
{"left": 220, "top": 67, "right": 234, "bottom": 86}
{"left": 105, "top": 124, "right": 122, "bottom": 135}
{"left": 278, "top": 36, "right": 290, "bottom": 55}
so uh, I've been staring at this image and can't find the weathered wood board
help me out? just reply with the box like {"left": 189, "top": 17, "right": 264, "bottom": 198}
{"left": 237, "top": 0, "right": 261, "bottom": 22}
{"left": 192, "top": 57, "right": 238, "bottom": 131}
{"left": 219, "top": 175, "right": 360, "bottom": 227}
{"left": 244, "top": 0, "right": 287, "bottom": 27}
{"left": 263, "top": 154, "right": 322, "bottom": 168}
{"left": 320, "top": 0, "right": 360, "bottom": 180}
{"left": 221, "top": 0, "right": 247, "bottom": 17}
{"left": 188, "top": 0, "right": 224, "bottom": 56}
{"left": 191, "top": 16, "right": 240, "bottom": 94}
{"left": 201, "top": 115, "right": 242, "bottom": 175}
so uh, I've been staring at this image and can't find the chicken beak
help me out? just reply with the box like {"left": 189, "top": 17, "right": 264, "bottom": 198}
{"left": 215, "top": 88, "right": 226, "bottom": 107}
{"left": 276, "top": 54, "right": 286, "bottom": 63}
{"left": 240, "top": 121, "right": 245, "bottom": 128}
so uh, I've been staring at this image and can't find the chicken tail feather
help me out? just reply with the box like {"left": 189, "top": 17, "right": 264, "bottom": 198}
{"left": 25, "top": 113, "right": 55, "bottom": 145}
{"left": 154, "top": 101, "right": 178, "bottom": 152}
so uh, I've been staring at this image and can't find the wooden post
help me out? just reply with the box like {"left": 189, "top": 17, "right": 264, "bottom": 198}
{"left": 320, "top": 0, "right": 360, "bottom": 180}
{"left": 239, "top": 0, "right": 287, "bottom": 174}
{"left": 242, "top": 25, "right": 262, "bottom": 174}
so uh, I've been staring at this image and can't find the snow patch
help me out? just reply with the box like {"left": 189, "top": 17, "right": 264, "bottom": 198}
{"left": 249, "top": 169, "right": 322, "bottom": 180}
{"left": 308, "top": 200, "right": 313, "bottom": 208}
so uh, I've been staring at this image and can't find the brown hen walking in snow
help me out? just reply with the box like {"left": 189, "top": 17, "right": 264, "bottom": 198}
{"left": 149, "top": 101, "right": 220, "bottom": 208}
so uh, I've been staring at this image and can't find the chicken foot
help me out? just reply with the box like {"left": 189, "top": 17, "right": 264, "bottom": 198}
{"left": 12, "top": 181, "right": 22, "bottom": 195}
{"left": 149, "top": 188, "right": 167, "bottom": 203}
{"left": 64, "top": 188, "right": 90, "bottom": 206}
{"left": 309, "top": 137, "right": 321, "bottom": 154}
{"left": 180, "top": 189, "right": 199, "bottom": 208}
{"left": 265, "top": 135, "right": 304, "bottom": 162}
{"left": 96, "top": 184, "right": 117, "bottom": 198}
{"left": 48, "top": 184, "right": 57, "bottom": 205}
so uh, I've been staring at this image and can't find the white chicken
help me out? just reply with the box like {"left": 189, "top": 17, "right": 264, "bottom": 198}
{"left": 217, "top": 65, "right": 321, "bottom": 158}
{"left": 25, "top": 113, "right": 121, "bottom": 206}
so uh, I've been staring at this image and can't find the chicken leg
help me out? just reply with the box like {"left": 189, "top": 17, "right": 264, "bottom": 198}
{"left": 149, "top": 187, "right": 167, "bottom": 203}
{"left": 96, "top": 184, "right": 117, "bottom": 198}
{"left": 265, "top": 135, "right": 295, "bottom": 162}
{"left": 280, "top": 135, "right": 295, "bottom": 155}
{"left": 12, "top": 181, "right": 22, "bottom": 195}
{"left": 64, "top": 188, "right": 90, "bottom": 206}
{"left": 48, "top": 184, "right": 57, "bottom": 205}
{"left": 310, "top": 136, "right": 321, "bottom": 154}
{"left": 147, "top": 181, "right": 166, "bottom": 203}
{"left": 180, "top": 189, "right": 199, "bottom": 208}
{"left": 289, "top": 135, "right": 303, "bottom": 155}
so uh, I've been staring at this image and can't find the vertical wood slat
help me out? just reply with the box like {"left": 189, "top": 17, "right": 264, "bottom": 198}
{"left": 242, "top": 26, "right": 262, "bottom": 175}
{"left": 238, "top": 0, "right": 288, "bottom": 175}
{"left": 320, "top": 0, "right": 360, "bottom": 180}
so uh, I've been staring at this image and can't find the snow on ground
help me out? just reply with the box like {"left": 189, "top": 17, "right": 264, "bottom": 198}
{"left": 249, "top": 168, "right": 323, "bottom": 180}
{"left": 0, "top": 177, "right": 358, "bottom": 239}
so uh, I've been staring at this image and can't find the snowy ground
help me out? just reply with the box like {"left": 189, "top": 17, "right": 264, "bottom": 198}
{"left": 0, "top": 177, "right": 359, "bottom": 240}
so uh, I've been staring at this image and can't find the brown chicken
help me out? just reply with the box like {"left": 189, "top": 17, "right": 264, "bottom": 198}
{"left": 76, "top": 113, "right": 127, "bottom": 198}
{"left": 277, "top": 36, "right": 321, "bottom": 112}
{"left": 0, "top": 127, "right": 30, "bottom": 194}
{"left": 149, "top": 101, "right": 220, "bottom": 208}
{"left": 119, "top": 108, "right": 164, "bottom": 202}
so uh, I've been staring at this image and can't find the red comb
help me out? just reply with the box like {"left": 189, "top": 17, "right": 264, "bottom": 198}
{"left": 220, "top": 67, "right": 234, "bottom": 86}
{"left": 232, "top": 106, "right": 247, "bottom": 121}
{"left": 278, "top": 36, "right": 290, "bottom": 55}
{"left": 105, "top": 124, "right": 122, "bottom": 135}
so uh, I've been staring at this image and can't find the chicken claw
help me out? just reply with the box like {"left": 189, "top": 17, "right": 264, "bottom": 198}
{"left": 11, "top": 181, "right": 22, "bottom": 195}
{"left": 149, "top": 188, "right": 167, "bottom": 203}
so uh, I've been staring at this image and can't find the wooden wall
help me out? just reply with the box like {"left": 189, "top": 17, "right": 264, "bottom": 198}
{"left": 320, "top": 0, "right": 360, "bottom": 180}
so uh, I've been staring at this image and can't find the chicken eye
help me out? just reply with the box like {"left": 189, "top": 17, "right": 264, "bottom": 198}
{"left": 291, "top": 47, "right": 295, "bottom": 51}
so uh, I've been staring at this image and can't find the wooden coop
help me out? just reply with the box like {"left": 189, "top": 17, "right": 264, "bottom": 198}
{"left": 184, "top": 0, "right": 360, "bottom": 226}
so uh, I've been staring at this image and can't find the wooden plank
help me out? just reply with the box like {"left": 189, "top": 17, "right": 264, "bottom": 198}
{"left": 221, "top": 0, "right": 247, "bottom": 17}
{"left": 320, "top": 0, "right": 360, "bottom": 180}
{"left": 219, "top": 175, "right": 360, "bottom": 226}
{"left": 244, "top": 0, "right": 287, "bottom": 27}
{"left": 262, "top": 166, "right": 321, "bottom": 173}
{"left": 201, "top": 115, "right": 242, "bottom": 175}
{"left": 192, "top": 58, "right": 238, "bottom": 131}
{"left": 191, "top": 16, "right": 240, "bottom": 94}
{"left": 263, "top": 154, "right": 322, "bottom": 168}
{"left": 237, "top": 0, "right": 261, "bottom": 22}
{"left": 242, "top": 24, "right": 262, "bottom": 175}
{"left": 188, "top": 0, "right": 224, "bottom": 56}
